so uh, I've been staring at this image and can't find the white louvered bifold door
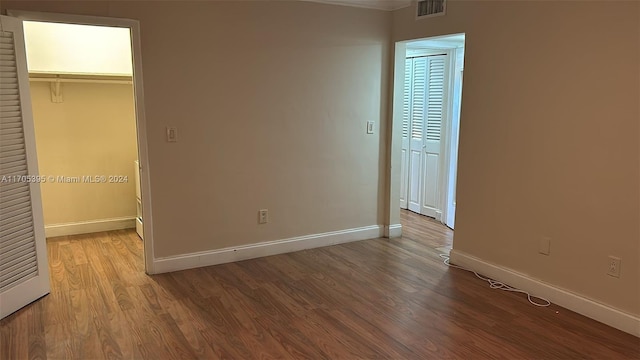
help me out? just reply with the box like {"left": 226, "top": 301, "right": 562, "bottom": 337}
{"left": 420, "top": 54, "right": 448, "bottom": 219}
{"left": 0, "top": 15, "right": 50, "bottom": 320}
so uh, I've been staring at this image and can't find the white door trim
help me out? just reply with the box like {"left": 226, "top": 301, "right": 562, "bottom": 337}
{"left": 438, "top": 48, "right": 455, "bottom": 227}
{"left": 443, "top": 47, "right": 464, "bottom": 229}
{"left": 6, "top": 10, "right": 156, "bottom": 274}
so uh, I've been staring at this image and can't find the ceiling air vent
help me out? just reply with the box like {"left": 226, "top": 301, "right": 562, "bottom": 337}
{"left": 416, "top": 0, "right": 446, "bottom": 19}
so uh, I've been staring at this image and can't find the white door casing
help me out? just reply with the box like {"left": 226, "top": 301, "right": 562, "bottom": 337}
{"left": 0, "top": 15, "right": 50, "bottom": 319}
{"left": 8, "top": 9, "right": 154, "bottom": 274}
{"left": 444, "top": 47, "right": 464, "bottom": 229}
{"left": 400, "top": 58, "right": 412, "bottom": 209}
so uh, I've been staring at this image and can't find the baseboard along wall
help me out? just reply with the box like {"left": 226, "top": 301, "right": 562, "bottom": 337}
{"left": 450, "top": 249, "right": 640, "bottom": 337}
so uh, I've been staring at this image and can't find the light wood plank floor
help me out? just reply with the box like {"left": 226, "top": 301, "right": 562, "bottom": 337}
{"left": 1, "top": 210, "right": 638, "bottom": 359}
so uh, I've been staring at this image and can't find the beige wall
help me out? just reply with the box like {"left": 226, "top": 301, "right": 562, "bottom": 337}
{"left": 393, "top": 1, "right": 639, "bottom": 315}
{"left": 3, "top": 2, "right": 392, "bottom": 257}
{"left": 30, "top": 81, "right": 138, "bottom": 225}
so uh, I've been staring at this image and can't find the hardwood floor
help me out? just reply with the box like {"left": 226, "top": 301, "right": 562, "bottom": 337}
{"left": 1, "top": 210, "right": 638, "bottom": 359}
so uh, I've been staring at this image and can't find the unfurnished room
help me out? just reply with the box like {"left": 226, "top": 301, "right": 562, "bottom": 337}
{"left": 0, "top": 0, "right": 638, "bottom": 359}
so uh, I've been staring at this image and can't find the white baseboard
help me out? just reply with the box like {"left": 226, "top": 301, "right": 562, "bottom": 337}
{"left": 384, "top": 224, "right": 402, "bottom": 238}
{"left": 450, "top": 249, "right": 640, "bottom": 337}
{"left": 45, "top": 217, "right": 136, "bottom": 238}
{"left": 153, "top": 225, "right": 384, "bottom": 274}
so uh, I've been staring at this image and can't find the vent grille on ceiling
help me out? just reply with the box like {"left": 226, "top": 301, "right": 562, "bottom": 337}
{"left": 417, "top": 0, "right": 446, "bottom": 18}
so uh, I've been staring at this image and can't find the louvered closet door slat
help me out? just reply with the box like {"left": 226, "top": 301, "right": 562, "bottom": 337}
{"left": 1, "top": 250, "right": 37, "bottom": 279}
{"left": 0, "top": 217, "right": 33, "bottom": 241}
{"left": 1, "top": 127, "right": 25, "bottom": 136}
{"left": 1, "top": 110, "right": 21, "bottom": 119}
{"left": 1, "top": 259, "right": 38, "bottom": 289}
{"left": 0, "top": 203, "right": 32, "bottom": 224}
{"left": 0, "top": 180, "right": 26, "bottom": 193}
{"left": 1, "top": 121, "right": 24, "bottom": 131}
{"left": 0, "top": 165, "right": 27, "bottom": 177}
{"left": 1, "top": 187, "right": 30, "bottom": 205}
{"left": 0, "top": 154, "right": 27, "bottom": 167}
{"left": 0, "top": 208, "right": 31, "bottom": 229}
{"left": 1, "top": 143, "right": 25, "bottom": 152}
{"left": 1, "top": 194, "right": 31, "bottom": 212}
{"left": 0, "top": 26, "right": 43, "bottom": 297}
{"left": 1, "top": 149, "right": 26, "bottom": 161}
{"left": 1, "top": 238, "right": 34, "bottom": 260}
{"left": 1, "top": 107, "right": 20, "bottom": 114}
{"left": 1, "top": 229, "right": 35, "bottom": 253}
{"left": 1, "top": 95, "right": 20, "bottom": 102}
{"left": 0, "top": 77, "right": 18, "bottom": 85}
{"left": 0, "top": 88, "right": 19, "bottom": 96}
{"left": 425, "top": 55, "right": 446, "bottom": 141}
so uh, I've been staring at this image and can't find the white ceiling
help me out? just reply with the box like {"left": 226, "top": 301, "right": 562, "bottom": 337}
{"left": 303, "top": 0, "right": 412, "bottom": 11}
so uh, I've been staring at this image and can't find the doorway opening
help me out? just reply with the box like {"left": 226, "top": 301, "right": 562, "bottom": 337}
{"left": 8, "top": 10, "right": 154, "bottom": 274}
{"left": 394, "top": 33, "right": 465, "bottom": 231}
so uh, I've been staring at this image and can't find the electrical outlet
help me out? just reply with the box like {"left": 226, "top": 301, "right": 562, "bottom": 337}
{"left": 258, "top": 209, "right": 268, "bottom": 224}
{"left": 538, "top": 237, "right": 551, "bottom": 255}
{"left": 607, "top": 256, "right": 621, "bottom": 278}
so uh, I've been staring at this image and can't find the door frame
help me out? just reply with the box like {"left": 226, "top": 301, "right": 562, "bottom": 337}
{"left": 6, "top": 10, "right": 156, "bottom": 274}
{"left": 388, "top": 33, "right": 464, "bottom": 234}
{"left": 444, "top": 47, "right": 464, "bottom": 229}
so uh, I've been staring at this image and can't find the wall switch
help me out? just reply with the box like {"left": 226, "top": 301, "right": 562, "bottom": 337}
{"left": 538, "top": 237, "right": 551, "bottom": 255}
{"left": 366, "top": 121, "right": 374, "bottom": 134}
{"left": 607, "top": 256, "right": 621, "bottom": 278}
{"left": 166, "top": 126, "right": 178, "bottom": 142}
{"left": 258, "top": 209, "right": 268, "bottom": 224}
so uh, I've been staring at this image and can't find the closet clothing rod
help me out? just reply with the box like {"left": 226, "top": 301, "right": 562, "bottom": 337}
{"left": 29, "top": 73, "right": 133, "bottom": 85}
{"left": 29, "top": 77, "right": 132, "bottom": 85}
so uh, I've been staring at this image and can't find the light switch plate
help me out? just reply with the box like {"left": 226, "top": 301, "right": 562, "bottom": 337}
{"left": 366, "top": 121, "right": 374, "bottom": 134}
{"left": 166, "top": 126, "right": 178, "bottom": 142}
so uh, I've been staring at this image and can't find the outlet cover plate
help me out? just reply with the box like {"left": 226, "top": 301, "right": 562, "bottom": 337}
{"left": 538, "top": 237, "right": 551, "bottom": 255}
{"left": 258, "top": 209, "right": 268, "bottom": 224}
{"left": 607, "top": 256, "right": 621, "bottom": 278}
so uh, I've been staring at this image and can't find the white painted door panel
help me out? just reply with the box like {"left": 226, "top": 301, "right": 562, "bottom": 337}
{"left": 0, "top": 15, "right": 50, "bottom": 320}
{"left": 421, "top": 152, "right": 440, "bottom": 216}
{"left": 408, "top": 148, "right": 422, "bottom": 212}
{"left": 400, "top": 148, "right": 408, "bottom": 208}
